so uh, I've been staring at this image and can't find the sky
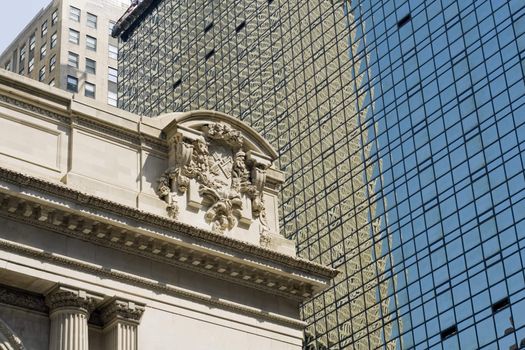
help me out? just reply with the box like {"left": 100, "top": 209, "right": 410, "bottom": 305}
{"left": 0, "top": 0, "right": 52, "bottom": 53}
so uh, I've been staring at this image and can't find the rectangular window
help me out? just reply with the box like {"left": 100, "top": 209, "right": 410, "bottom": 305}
{"left": 51, "top": 32, "right": 57, "bottom": 48}
{"left": 108, "top": 44, "right": 118, "bottom": 60}
{"left": 51, "top": 10, "right": 58, "bottom": 26}
{"left": 19, "top": 46, "right": 26, "bottom": 63}
{"left": 86, "top": 35, "right": 96, "bottom": 51}
{"left": 66, "top": 75, "right": 78, "bottom": 92}
{"left": 67, "top": 52, "right": 79, "bottom": 68}
{"left": 29, "top": 33, "right": 36, "bottom": 52}
{"left": 4, "top": 61, "right": 11, "bottom": 71}
{"left": 40, "top": 43, "right": 46, "bottom": 59}
{"left": 107, "top": 91, "right": 117, "bottom": 106}
{"left": 69, "top": 29, "right": 79, "bottom": 44}
{"left": 85, "top": 58, "right": 96, "bottom": 74}
{"left": 39, "top": 66, "right": 46, "bottom": 81}
{"left": 69, "top": 6, "right": 80, "bottom": 22}
{"left": 28, "top": 57, "right": 34, "bottom": 73}
{"left": 85, "top": 82, "right": 96, "bottom": 98}
{"left": 108, "top": 21, "right": 115, "bottom": 35}
{"left": 108, "top": 67, "right": 118, "bottom": 83}
{"left": 41, "top": 21, "right": 47, "bottom": 37}
{"left": 49, "top": 55, "right": 56, "bottom": 72}
{"left": 87, "top": 13, "right": 97, "bottom": 29}
{"left": 49, "top": 79, "right": 55, "bottom": 87}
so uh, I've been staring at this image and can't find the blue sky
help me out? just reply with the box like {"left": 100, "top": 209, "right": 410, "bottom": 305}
{"left": 0, "top": 0, "right": 51, "bottom": 53}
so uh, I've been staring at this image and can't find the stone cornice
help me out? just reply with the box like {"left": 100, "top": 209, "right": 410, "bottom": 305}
{"left": 0, "top": 195, "right": 314, "bottom": 301}
{"left": 0, "top": 166, "right": 337, "bottom": 281}
{"left": 0, "top": 238, "right": 306, "bottom": 329}
{"left": 112, "top": 0, "right": 161, "bottom": 40}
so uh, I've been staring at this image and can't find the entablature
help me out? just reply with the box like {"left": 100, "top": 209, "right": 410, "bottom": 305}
{"left": 0, "top": 166, "right": 337, "bottom": 302}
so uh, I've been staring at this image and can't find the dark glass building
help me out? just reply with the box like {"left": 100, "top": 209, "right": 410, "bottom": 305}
{"left": 114, "top": 0, "right": 525, "bottom": 348}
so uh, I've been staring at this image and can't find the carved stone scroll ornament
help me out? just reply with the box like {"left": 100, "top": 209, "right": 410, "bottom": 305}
{"left": 157, "top": 122, "right": 269, "bottom": 234}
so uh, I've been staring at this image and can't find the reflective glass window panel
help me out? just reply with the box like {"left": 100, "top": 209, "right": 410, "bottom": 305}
{"left": 40, "top": 43, "right": 46, "bottom": 59}
{"left": 41, "top": 21, "right": 47, "bottom": 37}
{"left": 67, "top": 52, "right": 79, "bottom": 68}
{"left": 51, "top": 10, "right": 58, "bottom": 26}
{"left": 85, "top": 58, "right": 96, "bottom": 74}
{"left": 109, "top": 44, "right": 118, "bottom": 60}
{"left": 69, "top": 6, "right": 80, "bottom": 22}
{"left": 87, "top": 13, "right": 97, "bottom": 29}
{"left": 69, "top": 29, "right": 79, "bottom": 44}
{"left": 108, "top": 67, "right": 117, "bottom": 83}
{"left": 86, "top": 35, "right": 96, "bottom": 51}
{"left": 49, "top": 54, "right": 56, "bottom": 72}
{"left": 107, "top": 91, "right": 117, "bottom": 106}
{"left": 38, "top": 66, "right": 45, "bottom": 81}
{"left": 66, "top": 75, "right": 78, "bottom": 92}
{"left": 50, "top": 32, "right": 57, "bottom": 48}
{"left": 85, "top": 82, "right": 95, "bottom": 98}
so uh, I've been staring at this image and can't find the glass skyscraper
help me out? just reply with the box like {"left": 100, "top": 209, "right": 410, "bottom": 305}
{"left": 114, "top": 0, "right": 525, "bottom": 348}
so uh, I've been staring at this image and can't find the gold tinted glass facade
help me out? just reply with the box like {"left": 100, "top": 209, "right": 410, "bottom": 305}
{"left": 119, "top": 1, "right": 392, "bottom": 348}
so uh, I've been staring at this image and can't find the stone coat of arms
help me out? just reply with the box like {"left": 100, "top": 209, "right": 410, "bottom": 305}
{"left": 157, "top": 122, "right": 270, "bottom": 234}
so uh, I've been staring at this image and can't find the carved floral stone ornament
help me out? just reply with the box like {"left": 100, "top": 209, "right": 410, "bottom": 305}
{"left": 157, "top": 119, "right": 275, "bottom": 236}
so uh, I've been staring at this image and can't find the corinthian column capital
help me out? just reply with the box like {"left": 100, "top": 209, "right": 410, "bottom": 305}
{"left": 100, "top": 298, "right": 145, "bottom": 325}
{"left": 46, "top": 285, "right": 103, "bottom": 314}
{"left": 101, "top": 298, "right": 146, "bottom": 350}
{"left": 46, "top": 285, "right": 104, "bottom": 350}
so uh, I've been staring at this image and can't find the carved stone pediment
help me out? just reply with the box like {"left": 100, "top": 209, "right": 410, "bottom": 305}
{"left": 155, "top": 111, "right": 287, "bottom": 248}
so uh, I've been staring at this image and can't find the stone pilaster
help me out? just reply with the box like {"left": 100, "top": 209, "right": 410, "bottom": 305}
{"left": 46, "top": 286, "right": 103, "bottom": 350}
{"left": 100, "top": 298, "right": 145, "bottom": 350}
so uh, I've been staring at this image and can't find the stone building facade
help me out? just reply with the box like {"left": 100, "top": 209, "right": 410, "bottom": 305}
{"left": 0, "top": 0, "right": 130, "bottom": 106}
{"left": 0, "top": 70, "right": 336, "bottom": 349}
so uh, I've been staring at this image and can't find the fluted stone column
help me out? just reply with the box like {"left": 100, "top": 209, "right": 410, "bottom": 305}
{"left": 101, "top": 299, "right": 145, "bottom": 350}
{"left": 46, "top": 286, "right": 103, "bottom": 350}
